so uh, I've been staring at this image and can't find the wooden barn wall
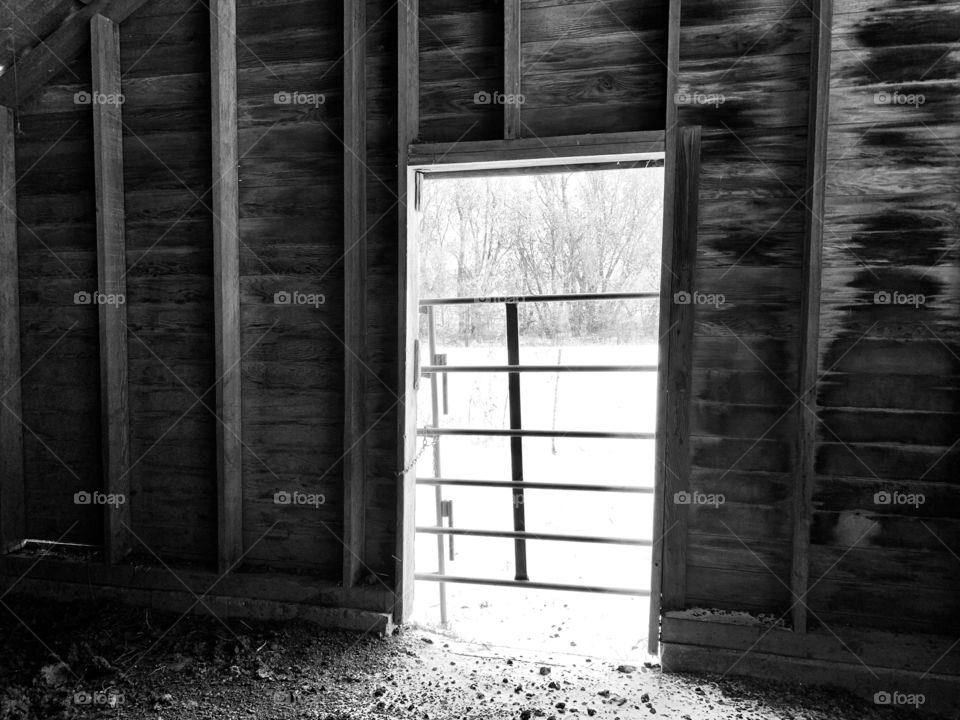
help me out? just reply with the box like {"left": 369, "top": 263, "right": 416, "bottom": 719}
{"left": 520, "top": 0, "right": 668, "bottom": 137}
{"left": 418, "top": 0, "right": 501, "bottom": 141}
{"left": 417, "top": 0, "right": 668, "bottom": 142}
{"left": 15, "top": 54, "right": 101, "bottom": 545}
{"left": 235, "top": 0, "right": 346, "bottom": 577}
{"left": 811, "top": 0, "right": 960, "bottom": 635}
{"left": 5, "top": 0, "right": 960, "bottom": 637}
{"left": 676, "top": 0, "right": 811, "bottom": 615}
{"left": 120, "top": 0, "right": 216, "bottom": 562}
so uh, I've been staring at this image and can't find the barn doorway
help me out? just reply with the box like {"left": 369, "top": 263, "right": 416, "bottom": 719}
{"left": 408, "top": 156, "right": 665, "bottom": 661}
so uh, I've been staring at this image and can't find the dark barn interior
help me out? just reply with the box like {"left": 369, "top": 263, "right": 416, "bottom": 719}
{"left": 0, "top": 0, "right": 958, "bottom": 717}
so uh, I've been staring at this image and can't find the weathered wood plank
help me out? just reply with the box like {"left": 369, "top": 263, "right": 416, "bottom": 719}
{"left": 503, "top": 0, "right": 521, "bottom": 138}
{"left": 660, "top": 126, "right": 701, "bottom": 616}
{"left": 0, "top": 106, "right": 24, "bottom": 552}
{"left": 211, "top": 0, "right": 243, "bottom": 574}
{"left": 91, "top": 15, "right": 131, "bottom": 563}
{"left": 343, "top": 0, "right": 368, "bottom": 588}
{"left": 790, "top": 0, "right": 832, "bottom": 634}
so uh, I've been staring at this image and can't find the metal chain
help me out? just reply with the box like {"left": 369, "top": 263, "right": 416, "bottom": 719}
{"left": 398, "top": 435, "right": 438, "bottom": 477}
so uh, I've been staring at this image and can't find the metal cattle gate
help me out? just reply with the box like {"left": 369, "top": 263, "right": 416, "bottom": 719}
{"left": 414, "top": 292, "right": 658, "bottom": 624}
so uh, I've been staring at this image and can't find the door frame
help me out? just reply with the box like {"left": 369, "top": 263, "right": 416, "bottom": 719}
{"left": 396, "top": 131, "right": 692, "bottom": 652}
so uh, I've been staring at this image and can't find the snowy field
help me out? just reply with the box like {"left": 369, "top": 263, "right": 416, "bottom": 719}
{"left": 411, "top": 342, "right": 658, "bottom": 661}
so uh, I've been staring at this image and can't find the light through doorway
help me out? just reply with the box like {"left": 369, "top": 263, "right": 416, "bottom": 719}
{"left": 411, "top": 159, "right": 664, "bottom": 661}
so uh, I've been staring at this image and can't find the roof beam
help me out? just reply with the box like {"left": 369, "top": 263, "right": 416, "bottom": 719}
{"left": 0, "top": 0, "right": 152, "bottom": 109}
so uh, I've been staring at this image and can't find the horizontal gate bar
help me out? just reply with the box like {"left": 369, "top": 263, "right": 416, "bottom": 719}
{"left": 421, "top": 364, "right": 657, "bottom": 373}
{"left": 416, "top": 478, "right": 654, "bottom": 493}
{"left": 416, "top": 526, "right": 651, "bottom": 546}
{"left": 420, "top": 291, "right": 657, "bottom": 306}
{"left": 415, "top": 573, "right": 650, "bottom": 596}
{"left": 418, "top": 427, "right": 654, "bottom": 440}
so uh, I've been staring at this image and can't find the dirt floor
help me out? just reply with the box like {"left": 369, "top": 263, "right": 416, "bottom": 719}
{"left": 0, "top": 594, "right": 930, "bottom": 720}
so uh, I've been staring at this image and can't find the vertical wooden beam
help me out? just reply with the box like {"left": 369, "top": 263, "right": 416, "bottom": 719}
{"left": 649, "top": 0, "right": 683, "bottom": 656}
{"left": 210, "top": 0, "right": 243, "bottom": 574}
{"left": 395, "top": 0, "right": 419, "bottom": 624}
{"left": 91, "top": 15, "right": 131, "bottom": 563}
{"left": 503, "top": 0, "right": 521, "bottom": 139}
{"left": 657, "top": 126, "right": 700, "bottom": 620}
{"left": 791, "top": 0, "right": 833, "bottom": 635}
{"left": 343, "top": 0, "right": 368, "bottom": 588}
{"left": 0, "top": 106, "right": 25, "bottom": 552}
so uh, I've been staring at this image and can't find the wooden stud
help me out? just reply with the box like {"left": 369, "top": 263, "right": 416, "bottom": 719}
{"left": 657, "top": 126, "right": 701, "bottom": 620}
{"left": 0, "top": 0, "right": 152, "bottom": 109}
{"left": 343, "top": 0, "right": 368, "bottom": 588}
{"left": 210, "top": 0, "right": 243, "bottom": 574}
{"left": 649, "top": 0, "right": 683, "bottom": 656}
{"left": 0, "top": 106, "right": 24, "bottom": 553}
{"left": 91, "top": 14, "right": 131, "bottom": 563}
{"left": 792, "top": 0, "right": 833, "bottom": 635}
{"left": 395, "top": 0, "right": 419, "bottom": 625}
{"left": 503, "top": 0, "right": 521, "bottom": 139}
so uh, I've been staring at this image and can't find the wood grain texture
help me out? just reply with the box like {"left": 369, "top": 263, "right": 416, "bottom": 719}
{"left": 503, "top": 0, "right": 521, "bottom": 138}
{"left": 343, "top": 0, "right": 368, "bottom": 588}
{"left": 806, "top": 0, "right": 960, "bottom": 638}
{"left": 234, "top": 0, "right": 345, "bottom": 578}
{"left": 0, "top": 0, "right": 153, "bottom": 108}
{"left": 211, "top": 0, "right": 243, "bottom": 574}
{"left": 12, "top": 46, "right": 102, "bottom": 545}
{"left": 520, "top": 0, "right": 667, "bottom": 137}
{"left": 418, "top": 0, "right": 500, "bottom": 142}
{"left": 660, "top": 126, "right": 701, "bottom": 614}
{"left": 91, "top": 14, "right": 131, "bottom": 563}
{"left": 790, "top": 0, "right": 832, "bottom": 635}
{"left": 0, "top": 106, "right": 24, "bottom": 551}
{"left": 116, "top": 2, "right": 217, "bottom": 563}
